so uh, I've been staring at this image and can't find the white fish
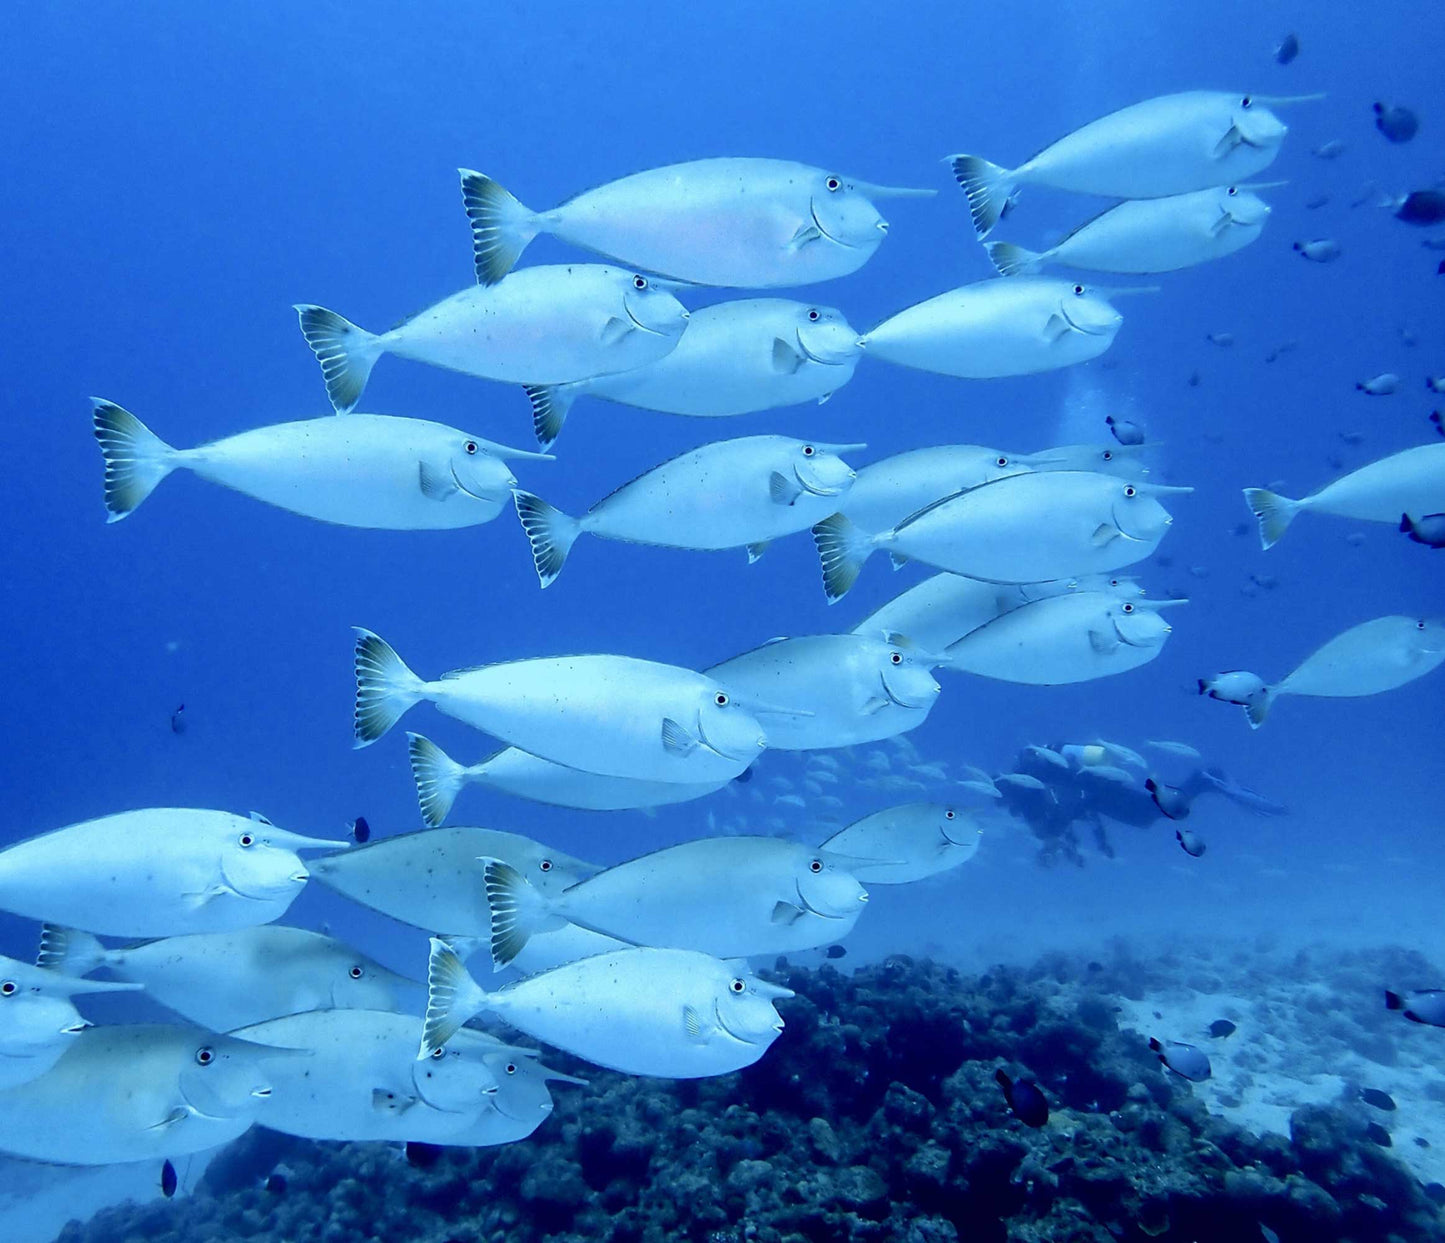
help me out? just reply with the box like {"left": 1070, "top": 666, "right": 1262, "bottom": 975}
{"left": 985, "top": 184, "right": 1276, "bottom": 276}
{"left": 852, "top": 571, "right": 1145, "bottom": 653}
{"left": 230, "top": 1011, "right": 516, "bottom": 1143}
{"left": 513, "top": 436, "right": 863, "bottom": 586}
{"left": 1244, "top": 444, "right": 1445, "bottom": 547}
{"left": 91, "top": 402, "right": 550, "bottom": 526}
{"left": 1197, "top": 671, "right": 1268, "bottom": 706}
{"left": 0, "top": 810, "right": 343, "bottom": 938}
{"left": 1092, "top": 740, "right": 1149, "bottom": 770}
{"left": 996, "top": 773, "right": 1049, "bottom": 792}
{"left": 0, "top": 956, "right": 141, "bottom": 1090}
{"left": 775, "top": 793, "right": 807, "bottom": 809}
{"left": 1293, "top": 238, "right": 1340, "bottom": 262}
{"left": 1060, "top": 744, "right": 1111, "bottom": 768}
{"left": 37, "top": 925, "right": 416, "bottom": 1032}
{"left": 406, "top": 735, "right": 730, "bottom": 824}
{"left": 422, "top": 940, "right": 791, "bottom": 1078}
{"left": 951, "top": 91, "right": 1309, "bottom": 237}
{"left": 352, "top": 631, "right": 767, "bottom": 783}
{"left": 0, "top": 1025, "right": 288, "bottom": 1165}
{"left": 520, "top": 300, "right": 863, "bottom": 448}
{"left": 309, "top": 825, "right": 597, "bottom": 938}
{"left": 507, "top": 924, "right": 630, "bottom": 978}
{"left": 1145, "top": 740, "right": 1204, "bottom": 759}
{"left": 1043, "top": 442, "right": 1154, "bottom": 478}
{"left": 1024, "top": 745, "right": 1070, "bottom": 770}
{"left": 476, "top": 836, "right": 866, "bottom": 967}
{"left": 813, "top": 473, "right": 1189, "bottom": 601}
{"left": 911, "top": 762, "right": 949, "bottom": 781}
{"left": 458, "top": 162, "right": 934, "bottom": 288}
{"left": 860, "top": 279, "right": 1131, "bottom": 378}
{"left": 944, "top": 594, "right": 1184, "bottom": 685}
{"left": 295, "top": 265, "right": 689, "bottom": 413}
{"left": 1356, "top": 373, "right": 1400, "bottom": 396}
{"left": 1226, "top": 616, "right": 1445, "bottom": 727}
{"left": 706, "top": 634, "right": 940, "bottom": 750}
{"left": 820, "top": 804, "right": 982, "bottom": 884}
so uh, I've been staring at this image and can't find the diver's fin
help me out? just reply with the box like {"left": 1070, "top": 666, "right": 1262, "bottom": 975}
{"left": 91, "top": 400, "right": 180, "bottom": 522}
{"left": 458, "top": 169, "right": 540, "bottom": 285}
{"left": 294, "top": 305, "right": 383, "bottom": 414}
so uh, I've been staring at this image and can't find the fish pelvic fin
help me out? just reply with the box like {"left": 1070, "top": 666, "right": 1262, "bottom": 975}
{"left": 459, "top": 170, "right": 540, "bottom": 285}
{"left": 948, "top": 155, "right": 1016, "bottom": 240}
{"left": 984, "top": 241, "right": 1044, "bottom": 277}
{"left": 481, "top": 857, "right": 552, "bottom": 971}
{"left": 352, "top": 628, "right": 426, "bottom": 747}
{"left": 812, "top": 512, "right": 876, "bottom": 604}
{"left": 523, "top": 383, "right": 581, "bottom": 451}
{"left": 513, "top": 491, "right": 583, "bottom": 588}
{"left": 407, "top": 733, "right": 468, "bottom": 828}
{"left": 1242, "top": 487, "right": 1302, "bottom": 550}
{"left": 36, "top": 925, "right": 107, "bottom": 977}
{"left": 420, "top": 936, "right": 490, "bottom": 1058}
{"left": 91, "top": 400, "right": 180, "bottom": 522}
{"left": 293, "top": 305, "right": 383, "bottom": 414}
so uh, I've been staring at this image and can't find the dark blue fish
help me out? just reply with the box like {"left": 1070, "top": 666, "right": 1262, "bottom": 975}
{"left": 733, "top": 767, "right": 753, "bottom": 785}
{"left": 1400, "top": 513, "right": 1445, "bottom": 549}
{"left": 1274, "top": 33, "right": 1299, "bottom": 64}
{"left": 1360, "top": 1088, "right": 1397, "bottom": 1111}
{"left": 824, "top": 945, "right": 846, "bottom": 960}
{"left": 1208, "top": 1019, "right": 1237, "bottom": 1039}
{"left": 1374, "top": 102, "right": 1419, "bottom": 143}
{"left": 160, "top": 1159, "right": 178, "bottom": 1198}
{"left": 169, "top": 704, "right": 186, "bottom": 735}
{"left": 264, "top": 1172, "right": 288, "bottom": 1194}
{"left": 1105, "top": 414, "right": 1146, "bottom": 446}
{"left": 1365, "top": 1121, "right": 1393, "bottom": 1147}
{"left": 1387, "top": 988, "right": 1445, "bottom": 1026}
{"left": 1175, "top": 828, "right": 1207, "bottom": 858}
{"left": 405, "top": 1141, "right": 443, "bottom": 1168}
{"left": 1432, "top": 411, "right": 1444, "bottom": 437}
{"left": 1149, "top": 1037, "right": 1211, "bottom": 1081}
{"left": 995, "top": 1068, "right": 1049, "bottom": 1127}
{"left": 349, "top": 816, "right": 371, "bottom": 844}
{"left": 1145, "top": 777, "right": 1191, "bottom": 821}
{"left": 1393, "top": 191, "right": 1445, "bottom": 226}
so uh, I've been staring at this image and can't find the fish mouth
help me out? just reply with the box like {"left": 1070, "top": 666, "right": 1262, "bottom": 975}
{"left": 809, "top": 201, "right": 862, "bottom": 250}
{"left": 795, "top": 329, "right": 854, "bottom": 368}
{"left": 713, "top": 1001, "right": 771, "bottom": 1046}
{"left": 251, "top": 1087, "right": 273, "bottom": 1099}
{"left": 624, "top": 301, "right": 670, "bottom": 337}
{"left": 793, "top": 880, "right": 852, "bottom": 921}
{"left": 451, "top": 465, "right": 508, "bottom": 504}
{"left": 879, "top": 672, "right": 932, "bottom": 710}
{"left": 1059, "top": 302, "right": 1113, "bottom": 337}
{"left": 60, "top": 1022, "right": 91, "bottom": 1036}
{"left": 695, "top": 715, "right": 754, "bottom": 762}
{"left": 794, "top": 465, "right": 853, "bottom": 498}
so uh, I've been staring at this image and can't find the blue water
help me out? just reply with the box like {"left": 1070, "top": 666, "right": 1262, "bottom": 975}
{"left": 2, "top": 0, "right": 1444, "bottom": 1228}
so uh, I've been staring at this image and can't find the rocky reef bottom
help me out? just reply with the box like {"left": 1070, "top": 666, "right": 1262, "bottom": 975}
{"left": 55, "top": 950, "right": 1445, "bottom": 1243}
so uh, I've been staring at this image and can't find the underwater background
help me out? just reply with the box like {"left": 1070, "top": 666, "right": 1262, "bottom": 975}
{"left": 2, "top": 1, "right": 1444, "bottom": 1239}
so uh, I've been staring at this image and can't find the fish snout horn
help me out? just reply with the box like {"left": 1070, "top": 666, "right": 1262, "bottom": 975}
{"left": 809, "top": 441, "right": 869, "bottom": 454}
{"left": 1139, "top": 483, "right": 1196, "bottom": 496}
{"left": 853, "top": 180, "right": 938, "bottom": 199}
{"left": 1248, "top": 93, "right": 1326, "bottom": 105}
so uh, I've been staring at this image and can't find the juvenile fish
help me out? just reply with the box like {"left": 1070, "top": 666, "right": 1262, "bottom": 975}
{"left": 1356, "top": 374, "right": 1399, "bottom": 396}
{"left": 456, "top": 162, "right": 933, "bottom": 287}
{"left": 1294, "top": 238, "right": 1341, "bottom": 262}
{"left": 92, "top": 403, "right": 549, "bottom": 527}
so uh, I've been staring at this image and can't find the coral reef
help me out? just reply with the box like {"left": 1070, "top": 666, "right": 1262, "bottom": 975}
{"left": 55, "top": 955, "right": 1445, "bottom": 1243}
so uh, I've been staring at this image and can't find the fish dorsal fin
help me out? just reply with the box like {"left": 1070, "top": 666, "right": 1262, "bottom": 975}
{"left": 600, "top": 317, "right": 633, "bottom": 347}
{"left": 1088, "top": 627, "right": 1119, "bottom": 655}
{"left": 746, "top": 541, "right": 772, "bottom": 564}
{"left": 787, "top": 220, "right": 823, "bottom": 250}
{"left": 418, "top": 461, "right": 457, "bottom": 500}
{"left": 249, "top": 812, "right": 274, "bottom": 826}
{"left": 769, "top": 471, "right": 802, "bottom": 506}
{"left": 771, "top": 336, "right": 806, "bottom": 375}
{"left": 892, "top": 487, "right": 971, "bottom": 535}
{"left": 683, "top": 1004, "right": 705, "bottom": 1040}
{"left": 661, "top": 718, "right": 698, "bottom": 756}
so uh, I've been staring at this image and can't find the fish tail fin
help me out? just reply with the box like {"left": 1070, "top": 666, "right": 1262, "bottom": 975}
{"left": 352, "top": 628, "right": 426, "bottom": 747}
{"left": 523, "top": 383, "right": 580, "bottom": 451}
{"left": 481, "top": 857, "right": 552, "bottom": 970}
{"left": 984, "top": 241, "right": 1042, "bottom": 277}
{"left": 420, "top": 936, "right": 490, "bottom": 1057}
{"left": 36, "top": 925, "right": 107, "bottom": 976}
{"left": 1242, "top": 488, "right": 1301, "bottom": 550}
{"left": 948, "top": 155, "right": 1016, "bottom": 239}
{"left": 406, "top": 733, "right": 468, "bottom": 828}
{"left": 811, "top": 512, "right": 875, "bottom": 604}
{"left": 294, "top": 305, "right": 383, "bottom": 414}
{"left": 513, "top": 491, "right": 582, "bottom": 587}
{"left": 1385, "top": 990, "right": 1405, "bottom": 1011}
{"left": 459, "top": 169, "right": 540, "bottom": 285}
{"left": 91, "top": 400, "right": 179, "bottom": 522}
{"left": 1243, "top": 687, "right": 1274, "bottom": 730}
{"left": 1196, "top": 679, "right": 1208, "bottom": 696}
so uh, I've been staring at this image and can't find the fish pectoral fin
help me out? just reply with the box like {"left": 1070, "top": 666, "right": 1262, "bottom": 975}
{"left": 1209, "top": 209, "right": 1235, "bottom": 237}
{"left": 818, "top": 391, "right": 834, "bottom": 405}
{"left": 599, "top": 316, "right": 634, "bottom": 347}
{"left": 146, "top": 1107, "right": 192, "bottom": 1132}
{"left": 787, "top": 221, "right": 823, "bottom": 250}
{"left": 771, "top": 336, "right": 806, "bottom": 375}
{"left": 746, "top": 540, "right": 772, "bottom": 564}
{"left": 183, "top": 883, "right": 239, "bottom": 909}
{"left": 860, "top": 695, "right": 890, "bottom": 715}
{"left": 372, "top": 1088, "right": 419, "bottom": 1115}
{"left": 1090, "top": 522, "right": 1122, "bottom": 547}
{"left": 1043, "top": 313, "right": 1075, "bottom": 343}
{"left": 769, "top": 471, "right": 803, "bottom": 506}
{"left": 682, "top": 1004, "right": 707, "bottom": 1041}
{"left": 1212, "top": 125, "right": 1243, "bottom": 158}
{"left": 1088, "top": 627, "right": 1120, "bottom": 655}
{"left": 418, "top": 461, "right": 458, "bottom": 500}
{"left": 771, "top": 900, "right": 807, "bottom": 926}
{"left": 661, "top": 718, "right": 699, "bottom": 756}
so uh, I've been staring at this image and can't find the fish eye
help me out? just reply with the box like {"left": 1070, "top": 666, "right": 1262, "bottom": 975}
{"left": 349, "top": 965, "right": 364, "bottom": 979}
{"left": 504, "top": 1062, "right": 518, "bottom": 1074}
{"left": 801, "top": 445, "right": 816, "bottom": 456}
{"left": 1418, "top": 620, "right": 1427, "bottom": 630}
{"left": 0, "top": 981, "right": 15, "bottom": 997}
{"left": 464, "top": 441, "right": 478, "bottom": 455}
{"left": 1072, "top": 284, "right": 1085, "bottom": 296}
{"left": 1102, "top": 450, "right": 1114, "bottom": 461}
{"left": 996, "top": 455, "right": 1009, "bottom": 467}
{"left": 809, "top": 858, "right": 823, "bottom": 873}
{"left": 715, "top": 692, "right": 729, "bottom": 706}
{"left": 1227, "top": 186, "right": 1238, "bottom": 197}
{"left": 729, "top": 978, "right": 746, "bottom": 993}
{"left": 890, "top": 651, "right": 903, "bottom": 665}
{"left": 239, "top": 833, "right": 255, "bottom": 848}
{"left": 538, "top": 859, "right": 553, "bottom": 872}
{"left": 945, "top": 809, "right": 956, "bottom": 820}
{"left": 632, "top": 275, "right": 647, "bottom": 290}
{"left": 195, "top": 1047, "right": 215, "bottom": 1066}
{"left": 430, "top": 1046, "right": 445, "bottom": 1060}
{"left": 1122, "top": 602, "right": 1135, "bottom": 613}
{"left": 807, "top": 309, "right": 820, "bottom": 322}
{"left": 1240, "top": 95, "right": 1252, "bottom": 108}
{"left": 1124, "top": 485, "right": 1137, "bottom": 498}
{"left": 825, "top": 176, "right": 841, "bottom": 192}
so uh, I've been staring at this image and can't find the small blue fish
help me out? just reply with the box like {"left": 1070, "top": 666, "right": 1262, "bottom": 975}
{"left": 995, "top": 1068, "right": 1049, "bottom": 1127}
{"left": 349, "top": 816, "right": 371, "bottom": 844}
{"left": 1274, "top": 33, "right": 1299, "bottom": 64}
{"left": 160, "top": 1159, "right": 178, "bottom": 1198}
{"left": 1374, "top": 102, "right": 1419, "bottom": 144}
{"left": 1149, "top": 1037, "right": 1211, "bottom": 1081}
{"left": 1401, "top": 513, "right": 1445, "bottom": 549}
{"left": 1106, "top": 414, "right": 1146, "bottom": 446}
{"left": 1386, "top": 988, "right": 1445, "bottom": 1026}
